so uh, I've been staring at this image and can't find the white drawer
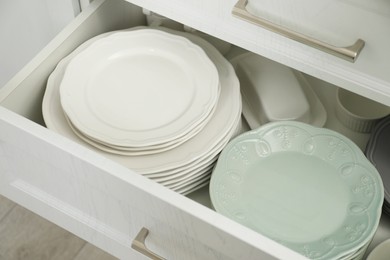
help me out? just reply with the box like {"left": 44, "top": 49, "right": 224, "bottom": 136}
{"left": 0, "top": 0, "right": 305, "bottom": 259}
{"left": 127, "top": 0, "right": 390, "bottom": 106}
{"left": 1, "top": 0, "right": 390, "bottom": 259}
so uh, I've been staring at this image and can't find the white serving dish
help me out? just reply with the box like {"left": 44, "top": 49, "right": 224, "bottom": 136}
{"left": 230, "top": 52, "right": 326, "bottom": 128}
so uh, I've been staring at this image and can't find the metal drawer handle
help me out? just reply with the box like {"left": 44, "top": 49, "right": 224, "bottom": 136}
{"left": 131, "top": 227, "right": 166, "bottom": 260}
{"left": 232, "top": 0, "right": 365, "bottom": 62}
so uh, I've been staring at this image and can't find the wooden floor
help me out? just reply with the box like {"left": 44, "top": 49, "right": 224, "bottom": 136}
{"left": 0, "top": 195, "right": 117, "bottom": 260}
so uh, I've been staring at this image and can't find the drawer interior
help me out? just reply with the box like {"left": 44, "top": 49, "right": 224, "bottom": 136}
{"left": 1, "top": 0, "right": 390, "bottom": 257}
{"left": 0, "top": 0, "right": 374, "bottom": 155}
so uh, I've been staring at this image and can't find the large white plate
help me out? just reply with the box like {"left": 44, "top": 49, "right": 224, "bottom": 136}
{"left": 42, "top": 26, "right": 241, "bottom": 175}
{"left": 167, "top": 165, "right": 213, "bottom": 190}
{"left": 65, "top": 80, "right": 222, "bottom": 155}
{"left": 60, "top": 29, "right": 219, "bottom": 148}
{"left": 157, "top": 156, "right": 218, "bottom": 185}
{"left": 210, "top": 121, "right": 383, "bottom": 260}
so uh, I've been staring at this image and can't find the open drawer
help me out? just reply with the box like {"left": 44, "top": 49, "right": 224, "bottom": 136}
{"left": 0, "top": 0, "right": 305, "bottom": 259}
{"left": 1, "top": 0, "right": 390, "bottom": 259}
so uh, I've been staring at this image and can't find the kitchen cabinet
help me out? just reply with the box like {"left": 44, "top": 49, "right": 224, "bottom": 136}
{"left": 0, "top": 0, "right": 80, "bottom": 87}
{"left": 0, "top": 0, "right": 389, "bottom": 259}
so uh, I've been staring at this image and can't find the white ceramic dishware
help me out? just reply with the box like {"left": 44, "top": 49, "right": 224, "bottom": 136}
{"left": 42, "top": 26, "right": 242, "bottom": 193}
{"left": 60, "top": 29, "right": 220, "bottom": 148}
{"left": 365, "top": 115, "right": 390, "bottom": 214}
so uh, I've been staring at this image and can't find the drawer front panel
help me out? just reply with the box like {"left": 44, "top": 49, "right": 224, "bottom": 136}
{"left": 125, "top": 0, "right": 390, "bottom": 106}
{"left": 0, "top": 106, "right": 286, "bottom": 259}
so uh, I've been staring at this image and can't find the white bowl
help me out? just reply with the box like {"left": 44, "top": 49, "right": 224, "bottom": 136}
{"left": 336, "top": 88, "right": 390, "bottom": 133}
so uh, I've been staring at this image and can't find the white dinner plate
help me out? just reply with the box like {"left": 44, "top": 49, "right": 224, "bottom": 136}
{"left": 60, "top": 29, "right": 219, "bottom": 148}
{"left": 42, "top": 26, "right": 241, "bottom": 175}
{"left": 66, "top": 83, "right": 221, "bottom": 154}
{"left": 64, "top": 103, "right": 218, "bottom": 156}
{"left": 166, "top": 165, "right": 214, "bottom": 190}
{"left": 177, "top": 176, "right": 211, "bottom": 195}
{"left": 67, "top": 99, "right": 227, "bottom": 190}
{"left": 157, "top": 156, "right": 218, "bottom": 185}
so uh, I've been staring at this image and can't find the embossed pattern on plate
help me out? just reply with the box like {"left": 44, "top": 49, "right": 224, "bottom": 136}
{"left": 210, "top": 121, "right": 383, "bottom": 259}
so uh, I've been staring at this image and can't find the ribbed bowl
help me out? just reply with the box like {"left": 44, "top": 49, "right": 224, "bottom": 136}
{"left": 335, "top": 88, "right": 390, "bottom": 133}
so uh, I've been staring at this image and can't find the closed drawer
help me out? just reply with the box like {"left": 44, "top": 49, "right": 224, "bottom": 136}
{"left": 0, "top": 0, "right": 305, "bottom": 259}
{"left": 127, "top": 0, "right": 390, "bottom": 106}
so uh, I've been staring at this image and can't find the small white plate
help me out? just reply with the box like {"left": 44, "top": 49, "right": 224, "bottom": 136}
{"left": 60, "top": 29, "right": 219, "bottom": 148}
{"left": 176, "top": 176, "right": 211, "bottom": 195}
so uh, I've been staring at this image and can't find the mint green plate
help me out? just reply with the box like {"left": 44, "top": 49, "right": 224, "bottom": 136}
{"left": 210, "top": 121, "right": 383, "bottom": 259}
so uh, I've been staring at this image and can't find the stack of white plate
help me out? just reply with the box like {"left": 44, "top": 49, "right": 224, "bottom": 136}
{"left": 210, "top": 121, "right": 383, "bottom": 259}
{"left": 60, "top": 29, "right": 220, "bottom": 155}
{"left": 42, "top": 27, "right": 242, "bottom": 194}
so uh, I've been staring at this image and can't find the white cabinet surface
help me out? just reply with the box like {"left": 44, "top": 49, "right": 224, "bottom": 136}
{"left": 0, "top": 0, "right": 389, "bottom": 259}
{"left": 127, "top": 0, "right": 390, "bottom": 106}
{"left": 0, "top": 0, "right": 79, "bottom": 88}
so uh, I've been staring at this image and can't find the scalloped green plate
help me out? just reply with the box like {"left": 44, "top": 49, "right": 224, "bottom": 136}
{"left": 210, "top": 121, "right": 383, "bottom": 259}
